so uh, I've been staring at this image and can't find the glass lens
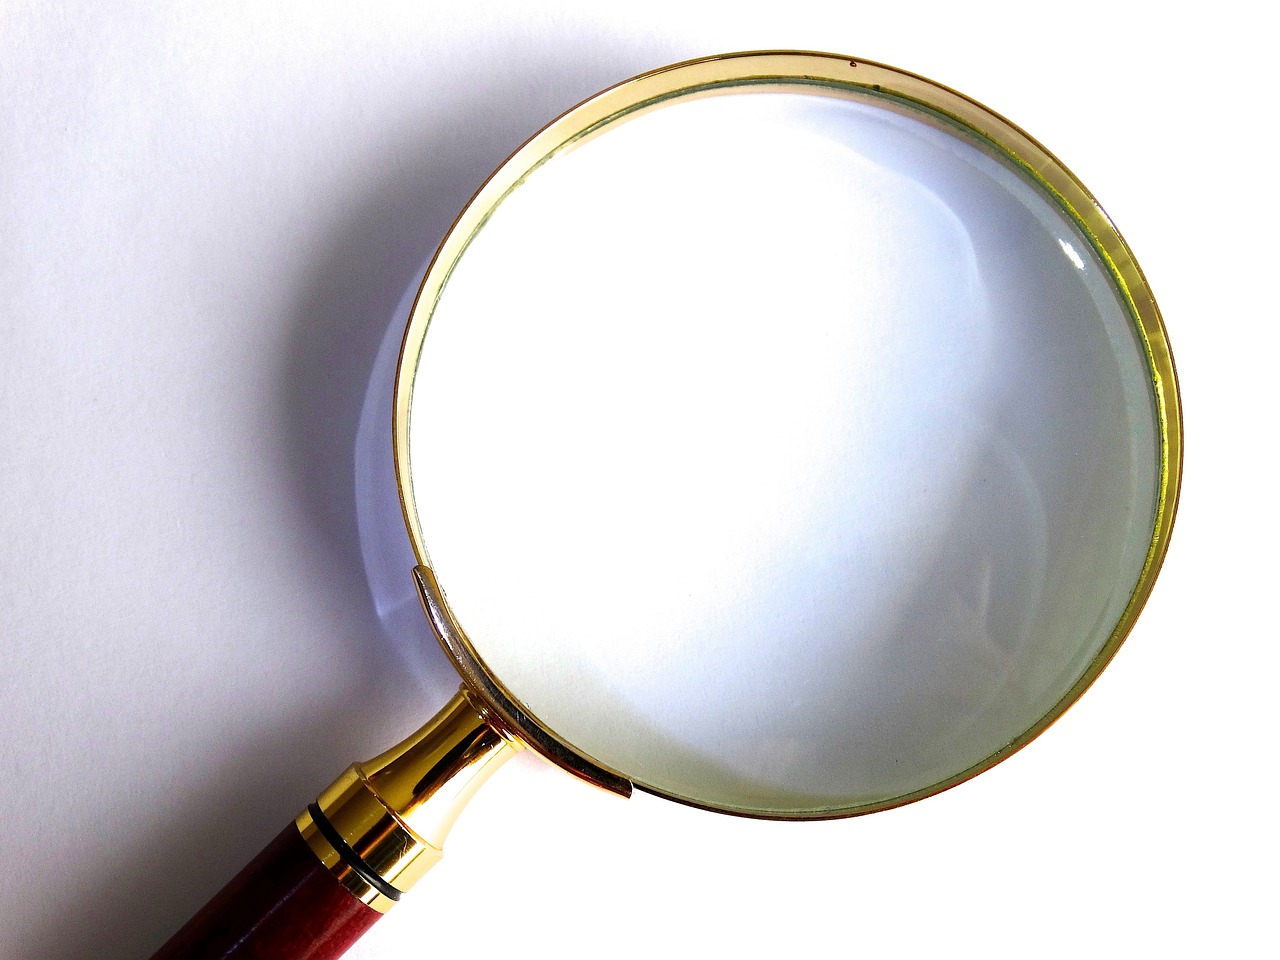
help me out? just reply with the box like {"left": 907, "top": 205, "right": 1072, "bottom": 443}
{"left": 405, "top": 87, "right": 1160, "bottom": 815}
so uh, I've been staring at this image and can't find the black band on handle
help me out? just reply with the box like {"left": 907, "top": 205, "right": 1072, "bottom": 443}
{"left": 306, "top": 803, "right": 402, "bottom": 902}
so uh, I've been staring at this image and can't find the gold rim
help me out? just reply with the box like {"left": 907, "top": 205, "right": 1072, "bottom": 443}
{"left": 392, "top": 51, "right": 1183, "bottom": 819}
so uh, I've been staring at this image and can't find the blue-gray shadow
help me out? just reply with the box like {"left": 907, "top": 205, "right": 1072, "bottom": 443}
{"left": 26, "top": 33, "right": 682, "bottom": 960}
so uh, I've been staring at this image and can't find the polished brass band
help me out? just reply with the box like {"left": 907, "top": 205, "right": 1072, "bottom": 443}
{"left": 393, "top": 51, "right": 1183, "bottom": 819}
{"left": 297, "top": 805, "right": 399, "bottom": 913}
{"left": 413, "top": 565, "right": 632, "bottom": 798}
{"left": 298, "top": 688, "right": 522, "bottom": 910}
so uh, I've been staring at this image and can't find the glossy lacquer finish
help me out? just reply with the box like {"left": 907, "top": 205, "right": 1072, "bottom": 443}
{"left": 148, "top": 824, "right": 379, "bottom": 960}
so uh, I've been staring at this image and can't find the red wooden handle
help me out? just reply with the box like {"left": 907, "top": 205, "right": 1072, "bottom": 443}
{"left": 148, "top": 822, "right": 380, "bottom": 960}
{"left": 146, "top": 693, "right": 525, "bottom": 958}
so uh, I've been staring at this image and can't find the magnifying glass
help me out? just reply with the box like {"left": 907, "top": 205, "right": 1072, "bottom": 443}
{"left": 150, "top": 51, "right": 1180, "bottom": 959}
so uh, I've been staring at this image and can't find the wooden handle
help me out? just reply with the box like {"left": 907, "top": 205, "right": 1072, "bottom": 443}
{"left": 147, "top": 690, "right": 527, "bottom": 958}
{"left": 148, "top": 822, "right": 380, "bottom": 960}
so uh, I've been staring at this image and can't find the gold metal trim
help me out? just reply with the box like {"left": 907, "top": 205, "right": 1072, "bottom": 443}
{"left": 391, "top": 51, "right": 1183, "bottom": 819}
{"left": 300, "top": 688, "right": 522, "bottom": 907}
{"left": 296, "top": 806, "right": 398, "bottom": 913}
{"left": 413, "top": 566, "right": 632, "bottom": 798}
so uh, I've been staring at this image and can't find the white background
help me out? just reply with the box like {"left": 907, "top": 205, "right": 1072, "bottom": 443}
{"left": 1, "top": 3, "right": 1273, "bottom": 958}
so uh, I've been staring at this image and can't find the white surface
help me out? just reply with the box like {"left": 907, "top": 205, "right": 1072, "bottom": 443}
{"left": 1, "top": 3, "right": 1273, "bottom": 958}
{"left": 410, "top": 90, "right": 1158, "bottom": 813}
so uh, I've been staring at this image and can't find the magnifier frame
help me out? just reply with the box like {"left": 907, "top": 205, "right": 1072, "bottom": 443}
{"left": 392, "top": 50, "right": 1182, "bottom": 820}
{"left": 145, "top": 52, "right": 1183, "bottom": 959}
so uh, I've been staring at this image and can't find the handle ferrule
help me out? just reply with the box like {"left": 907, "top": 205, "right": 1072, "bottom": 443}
{"left": 299, "top": 687, "right": 523, "bottom": 911}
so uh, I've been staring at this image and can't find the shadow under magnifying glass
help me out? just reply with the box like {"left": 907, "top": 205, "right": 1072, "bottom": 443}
{"left": 28, "top": 36, "right": 681, "bottom": 960}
